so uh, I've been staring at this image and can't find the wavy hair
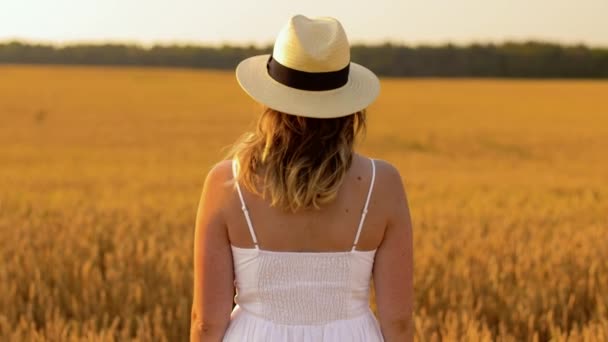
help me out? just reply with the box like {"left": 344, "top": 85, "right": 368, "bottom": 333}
{"left": 227, "top": 106, "right": 366, "bottom": 212}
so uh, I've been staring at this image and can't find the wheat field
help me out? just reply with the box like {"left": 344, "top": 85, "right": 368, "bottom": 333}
{"left": 0, "top": 65, "right": 607, "bottom": 341}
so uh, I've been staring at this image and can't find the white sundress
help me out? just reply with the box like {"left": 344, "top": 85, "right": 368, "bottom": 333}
{"left": 223, "top": 158, "right": 384, "bottom": 341}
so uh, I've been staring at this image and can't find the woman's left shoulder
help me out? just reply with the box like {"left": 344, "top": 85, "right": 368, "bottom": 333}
{"left": 206, "top": 159, "right": 234, "bottom": 181}
{"left": 200, "top": 159, "right": 236, "bottom": 199}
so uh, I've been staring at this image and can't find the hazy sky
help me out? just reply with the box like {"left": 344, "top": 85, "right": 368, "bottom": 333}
{"left": 2, "top": 0, "right": 607, "bottom": 46}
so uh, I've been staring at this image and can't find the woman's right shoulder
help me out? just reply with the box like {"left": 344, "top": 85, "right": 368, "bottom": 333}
{"left": 372, "top": 158, "right": 403, "bottom": 185}
{"left": 363, "top": 157, "right": 409, "bottom": 209}
{"left": 354, "top": 154, "right": 404, "bottom": 190}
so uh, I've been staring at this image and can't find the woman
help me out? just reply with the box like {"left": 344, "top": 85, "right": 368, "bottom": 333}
{"left": 191, "top": 15, "right": 414, "bottom": 342}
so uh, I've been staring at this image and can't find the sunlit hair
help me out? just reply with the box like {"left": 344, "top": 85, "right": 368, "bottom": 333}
{"left": 227, "top": 106, "right": 366, "bottom": 212}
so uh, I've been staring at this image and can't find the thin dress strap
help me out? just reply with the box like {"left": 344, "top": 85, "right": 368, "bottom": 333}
{"left": 352, "top": 158, "right": 376, "bottom": 251}
{"left": 232, "top": 159, "right": 259, "bottom": 249}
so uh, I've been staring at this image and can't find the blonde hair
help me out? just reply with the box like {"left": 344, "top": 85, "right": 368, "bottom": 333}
{"left": 227, "top": 106, "right": 366, "bottom": 212}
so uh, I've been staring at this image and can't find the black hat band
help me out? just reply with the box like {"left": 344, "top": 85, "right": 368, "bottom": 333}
{"left": 266, "top": 54, "right": 350, "bottom": 91}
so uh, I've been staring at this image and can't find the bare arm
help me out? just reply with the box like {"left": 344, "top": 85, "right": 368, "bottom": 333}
{"left": 190, "top": 162, "right": 235, "bottom": 342}
{"left": 373, "top": 162, "right": 414, "bottom": 342}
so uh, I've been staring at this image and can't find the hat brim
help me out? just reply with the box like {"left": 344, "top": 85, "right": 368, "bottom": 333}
{"left": 235, "top": 54, "right": 380, "bottom": 118}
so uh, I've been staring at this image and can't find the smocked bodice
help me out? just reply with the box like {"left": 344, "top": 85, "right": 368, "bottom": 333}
{"left": 231, "top": 246, "right": 377, "bottom": 325}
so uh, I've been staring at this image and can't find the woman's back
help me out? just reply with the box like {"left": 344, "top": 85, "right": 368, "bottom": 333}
{"left": 226, "top": 153, "right": 385, "bottom": 253}
{"left": 221, "top": 154, "right": 384, "bottom": 341}
{"left": 192, "top": 153, "right": 413, "bottom": 342}
{"left": 190, "top": 14, "right": 413, "bottom": 342}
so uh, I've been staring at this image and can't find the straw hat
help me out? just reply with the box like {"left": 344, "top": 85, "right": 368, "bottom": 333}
{"left": 235, "top": 14, "right": 380, "bottom": 119}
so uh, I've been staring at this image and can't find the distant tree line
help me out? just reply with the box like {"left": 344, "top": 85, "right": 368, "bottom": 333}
{"left": 1, "top": 40, "right": 607, "bottom": 78}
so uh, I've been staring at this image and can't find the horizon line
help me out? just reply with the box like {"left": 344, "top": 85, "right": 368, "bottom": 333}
{"left": 1, "top": 37, "right": 607, "bottom": 50}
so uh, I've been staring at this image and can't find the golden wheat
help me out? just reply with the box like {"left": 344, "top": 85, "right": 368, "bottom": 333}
{"left": 1, "top": 65, "right": 607, "bottom": 341}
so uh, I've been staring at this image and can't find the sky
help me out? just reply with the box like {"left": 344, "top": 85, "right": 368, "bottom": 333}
{"left": 1, "top": 0, "right": 607, "bottom": 47}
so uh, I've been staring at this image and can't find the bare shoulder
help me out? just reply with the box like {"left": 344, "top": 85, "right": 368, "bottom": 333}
{"left": 204, "top": 159, "right": 234, "bottom": 187}
{"left": 355, "top": 156, "right": 404, "bottom": 197}
{"left": 198, "top": 159, "right": 235, "bottom": 206}
{"left": 352, "top": 152, "right": 407, "bottom": 197}
{"left": 365, "top": 157, "right": 410, "bottom": 219}
{"left": 371, "top": 158, "right": 404, "bottom": 187}
{"left": 352, "top": 153, "right": 405, "bottom": 191}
